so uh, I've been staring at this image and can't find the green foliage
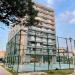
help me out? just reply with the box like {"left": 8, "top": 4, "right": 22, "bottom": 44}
{"left": 25, "top": 0, "right": 38, "bottom": 26}
{"left": 7, "top": 68, "right": 18, "bottom": 75}
{"left": 0, "top": 0, "right": 38, "bottom": 26}
{"left": 56, "top": 56, "right": 73, "bottom": 64}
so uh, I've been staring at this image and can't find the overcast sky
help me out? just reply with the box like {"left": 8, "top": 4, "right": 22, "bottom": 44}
{"left": 0, "top": 0, "right": 75, "bottom": 50}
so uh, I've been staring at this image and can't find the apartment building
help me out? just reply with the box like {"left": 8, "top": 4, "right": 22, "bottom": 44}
{"left": 6, "top": 3, "right": 56, "bottom": 70}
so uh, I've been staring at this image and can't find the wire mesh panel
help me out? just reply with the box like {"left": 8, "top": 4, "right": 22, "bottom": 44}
{"left": 6, "top": 26, "right": 57, "bottom": 72}
{"left": 56, "top": 36, "right": 74, "bottom": 69}
{"left": 20, "top": 27, "right": 56, "bottom": 72}
{"left": 6, "top": 28, "right": 75, "bottom": 73}
{"left": 6, "top": 31, "right": 21, "bottom": 71}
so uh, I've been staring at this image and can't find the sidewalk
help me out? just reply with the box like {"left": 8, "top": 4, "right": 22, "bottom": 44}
{"left": 18, "top": 72, "right": 47, "bottom": 75}
{"left": 19, "top": 72, "right": 74, "bottom": 75}
{"left": 0, "top": 65, "right": 73, "bottom": 75}
{"left": 0, "top": 66, "right": 13, "bottom": 75}
{"left": 69, "top": 73, "right": 75, "bottom": 75}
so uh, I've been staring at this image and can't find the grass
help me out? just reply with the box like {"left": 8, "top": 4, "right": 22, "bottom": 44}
{"left": 46, "top": 69, "right": 73, "bottom": 75}
{"left": 6, "top": 68, "right": 18, "bottom": 75}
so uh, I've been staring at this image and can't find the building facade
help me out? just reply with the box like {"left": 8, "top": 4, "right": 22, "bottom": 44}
{"left": 6, "top": 3, "right": 56, "bottom": 71}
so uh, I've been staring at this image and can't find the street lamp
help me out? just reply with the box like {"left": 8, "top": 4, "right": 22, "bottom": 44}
{"left": 72, "top": 51, "right": 75, "bottom": 73}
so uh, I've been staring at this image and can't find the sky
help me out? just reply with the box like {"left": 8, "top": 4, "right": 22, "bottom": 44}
{"left": 0, "top": 0, "right": 75, "bottom": 50}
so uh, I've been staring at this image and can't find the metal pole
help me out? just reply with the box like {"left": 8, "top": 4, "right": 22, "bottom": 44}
{"left": 10, "top": 41, "right": 12, "bottom": 69}
{"left": 17, "top": 30, "right": 21, "bottom": 74}
{"left": 73, "top": 54, "right": 75, "bottom": 73}
{"left": 57, "top": 36, "right": 61, "bottom": 69}
{"left": 73, "top": 40, "right": 75, "bottom": 72}
{"left": 34, "top": 30, "right": 36, "bottom": 72}
{"left": 14, "top": 33, "right": 17, "bottom": 69}
{"left": 74, "top": 56, "right": 75, "bottom": 72}
{"left": 69, "top": 38, "right": 72, "bottom": 68}
{"left": 47, "top": 33, "right": 49, "bottom": 71}
{"left": 65, "top": 38, "right": 70, "bottom": 69}
{"left": 69, "top": 38, "right": 72, "bottom": 52}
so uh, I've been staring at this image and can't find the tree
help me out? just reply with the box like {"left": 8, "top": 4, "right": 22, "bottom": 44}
{"left": 0, "top": 0, "right": 38, "bottom": 26}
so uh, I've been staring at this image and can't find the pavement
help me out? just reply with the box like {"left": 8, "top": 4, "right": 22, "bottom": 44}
{"left": 18, "top": 72, "right": 47, "bottom": 75}
{"left": 0, "top": 64, "right": 47, "bottom": 75}
{"left": 18, "top": 72, "right": 75, "bottom": 75}
{"left": 0, "top": 66, "right": 13, "bottom": 75}
{"left": 0, "top": 64, "right": 74, "bottom": 75}
{"left": 0, "top": 67, "right": 74, "bottom": 75}
{"left": 69, "top": 73, "right": 75, "bottom": 75}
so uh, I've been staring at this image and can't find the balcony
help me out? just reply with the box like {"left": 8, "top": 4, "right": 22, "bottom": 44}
{"left": 36, "top": 33, "right": 41, "bottom": 36}
{"left": 29, "top": 26, "right": 42, "bottom": 32}
{"left": 50, "top": 12, "right": 54, "bottom": 16}
{"left": 37, "top": 28, "right": 41, "bottom": 31}
{"left": 28, "top": 37, "right": 35, "bottom": 41}
{"left": 27, "top": 45, "right": 42, "bottom": 49}
{"left": 26, "top": 50, "right": 54, "bottom": 55}
{"left": 28, "top": 37, "right": 42, "bottom": 43}
{"left": 35, "top": 17, "right": 44, "bottom": 22}
{"left": 49, "top": 31, "right": 55, "bottom": 34}
{"left": 42, "top": 29, "right": 55, "bottom": 34}
{"left": 29, "top": 26, "right": 37, "bottom": 30}
{"left": 38, "top": 13, "right": 54, "bottom": 21}
{"left": 26, "top": 50, "right": 35, "bottom": 54}
{"left": 43, "top": 42, "right": 55, "bottom": 46}
{"left": 36, "top": 7, "right": 50, "bottom": 15}
{"left": 28, "top": 32, "right": 35, "bottom": 35}
{"left": 35, "top": 16, "right": 55, "bottom": 25}
{"left": 42, "top": 50, "right": 54, "bottom": 55}
{"left": 49, "top": 25, "right": 55, "bottom": 30}
{"left": 26, "top": 50, "right": 42, "bottom": 54}
{"left": 50, "top": 21, "right": 55, "bottom": 25}
{"left": 42, "top": 39, "right": 47, "bottom": 42}
{"left": 42, "top": 28, "right": 47, "bottom": 32}
{"left": 48, "top": 36, "right": 56, "bottom": 39}
{"left": 38, "top": 24, "right": 55, "bottom": 31}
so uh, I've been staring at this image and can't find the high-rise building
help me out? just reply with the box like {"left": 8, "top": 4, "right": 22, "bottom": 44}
{"left": 6, "top": 3, "right": 56, "bottom": 71}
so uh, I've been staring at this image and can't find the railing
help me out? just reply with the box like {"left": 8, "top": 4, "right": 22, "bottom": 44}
{"left": 26, "top": 50, "right": 54, "bottom": 55}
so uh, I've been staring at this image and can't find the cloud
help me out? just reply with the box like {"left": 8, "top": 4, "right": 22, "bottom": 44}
{"left": 46, "top": 0, "right": 58, "bottom": 7}
{"left": 47, "top": 0, "right": 53, "bottom": 5}
{"left": 34, "top": 0, "right": 64, "bottom": 8}
{"left": 60, "top": 10, "right": 75, "bottom": 24}
{"left": 33, "top": 0, "right": 54, "bottom": 7}
{"left": 69, "top": 18, "right": 75, "bottom": 24}
{"left": 46, "top": 0, "right": 64, "bottom": 7}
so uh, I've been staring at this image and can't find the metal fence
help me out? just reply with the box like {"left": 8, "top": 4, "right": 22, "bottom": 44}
{"left": 56, "top": 36, "right": 75, "bottom": 69}
{"left": 5, "top": 29, "right": 75, "bottom": 73}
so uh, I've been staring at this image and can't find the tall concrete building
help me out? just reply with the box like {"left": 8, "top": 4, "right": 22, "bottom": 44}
{"left": 6, "top": 3, "right": 56, "bottom": 71}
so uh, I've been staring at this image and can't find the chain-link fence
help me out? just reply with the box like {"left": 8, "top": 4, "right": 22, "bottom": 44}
{"left": 5, "top": 29, "right": 75, "bottom": 73}
{"left": 56, "top": 36, "right": 75, "bottom": 69}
